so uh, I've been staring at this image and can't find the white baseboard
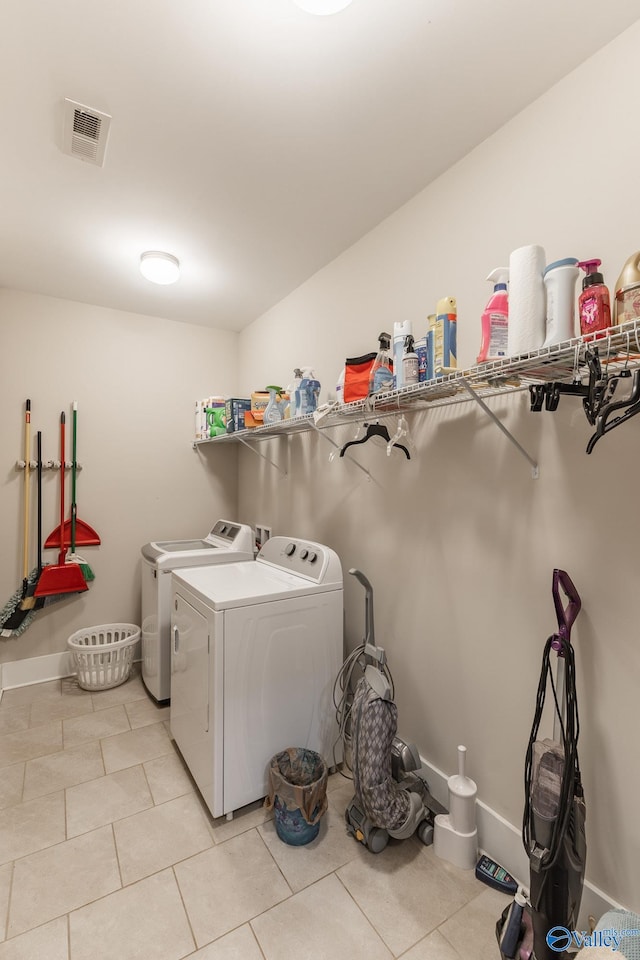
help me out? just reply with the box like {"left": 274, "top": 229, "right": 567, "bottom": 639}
{"left": 420, "top": 755, "right": 626, "bottom": 925}
{"left": 0, "top": 649, "right": 76, "bottom": 693}
{"left": 0, "top": 643, "right": 142, "bottom": 698}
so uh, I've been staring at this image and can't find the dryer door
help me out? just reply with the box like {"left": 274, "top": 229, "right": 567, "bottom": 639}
{"left": 222, "top": 593, "right": 341, "bottom": 814}
{"left": 170, "top": 593, "right": 213, "bottom": 810}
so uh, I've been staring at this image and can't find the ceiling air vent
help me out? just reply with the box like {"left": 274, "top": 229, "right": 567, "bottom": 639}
{"left": 62, "top": 99, "right": 112, "bottom": 166}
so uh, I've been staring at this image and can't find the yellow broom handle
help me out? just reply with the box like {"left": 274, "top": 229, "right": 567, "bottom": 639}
{"left": 23, "top": 400, "right": 31, "bottom": 580}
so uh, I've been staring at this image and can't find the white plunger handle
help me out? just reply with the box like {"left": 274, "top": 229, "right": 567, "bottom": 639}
{"left": 458, "top": 745, "right": 466, "bottom": 779}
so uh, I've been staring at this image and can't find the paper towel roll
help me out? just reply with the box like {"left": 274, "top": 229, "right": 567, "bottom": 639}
{"left": 508, "top": 244, "right": 546, "bottom": 356}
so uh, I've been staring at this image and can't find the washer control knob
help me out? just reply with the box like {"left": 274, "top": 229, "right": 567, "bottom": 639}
{"left": 308, "top": 551, "right": 318, "bottom": 563}
{"left": 300, "top": 549, "right": 309, "bottom": 560}
{"left": 285, "top": 542, "right": 296, "bottom": 556}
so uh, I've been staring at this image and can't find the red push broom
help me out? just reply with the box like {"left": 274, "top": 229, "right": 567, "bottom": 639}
{"left": 34, "top": 413, "right": 88, "bottom": 599}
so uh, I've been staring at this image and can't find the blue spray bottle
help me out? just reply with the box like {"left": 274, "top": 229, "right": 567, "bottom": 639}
{"left": 299, "top": 368, "right": 320, "bottom": 416}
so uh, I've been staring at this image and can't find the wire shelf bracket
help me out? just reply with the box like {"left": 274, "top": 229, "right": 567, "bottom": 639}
{"left": 236, "top": 435, "right": 287, "bottom": 476}
{"left": 459, "top": 377, "right": 539, "bottom": 479}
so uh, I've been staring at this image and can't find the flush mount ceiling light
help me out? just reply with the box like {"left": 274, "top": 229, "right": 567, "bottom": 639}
{"left": 139, "top": 251, "right": 180, "bottom": 285}
{"left": 294, "top": 0, "right": 353, "bottom": 14}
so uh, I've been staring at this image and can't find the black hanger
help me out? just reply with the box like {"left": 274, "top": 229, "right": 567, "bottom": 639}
{"left": 529, "top": 348, "right": 609, "bottom": 417}
{"left": 586, "top": 369, "right": 640, "bottom": 454}
{"left": 339, "top": 421, "right": 411, "bottom": 459}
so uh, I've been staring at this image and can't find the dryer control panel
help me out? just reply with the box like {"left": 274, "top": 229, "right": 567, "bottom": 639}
{"left": 257, "top": 536, "right": 342, "bottom": 585}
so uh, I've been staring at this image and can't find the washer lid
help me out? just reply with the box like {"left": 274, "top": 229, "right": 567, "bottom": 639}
{"left": 141, "top": 520, "right": 255, "bottom": 570}
{"left": 172, "top": 557, "right": 342, "bottom": 610}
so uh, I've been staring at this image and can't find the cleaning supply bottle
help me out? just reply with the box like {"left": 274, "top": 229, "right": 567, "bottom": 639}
{"left": 369, "top": 332, "right": 394, "bottom": 395}
{"left": 435, "top": 297, "right": 457, "bottom": 374}
{"left": 577, "top": 259, "right": 611, "bottom": 337}
{"left": 476, "top": 268, "right": 509, "bottom": 363}
{"left": 613, "top": 251, "right": 640, "bottom": 325}
{"left": 298, "top": 368, "right": 320, "bottom": 415}
{"left": 263, "top": 386, "right": 285, "bottom": 424}
{"left": 287, "top": 368, "right": 303, "bottom": 417}
{"left": 543, "top": 258, "right": 579, "bottom": 346}
{"left": 402, "top": 335, "right": 419, "bottom": 386}
{"left": 499, "top": 887, "right": 528, "bottom": 959}
{"left": 393, "top": 320, "right": 412, "bottom": 390}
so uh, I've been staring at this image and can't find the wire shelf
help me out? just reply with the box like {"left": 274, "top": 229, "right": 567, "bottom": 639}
{"left": 192, "top": 318, "right": 640, "bottom": 448}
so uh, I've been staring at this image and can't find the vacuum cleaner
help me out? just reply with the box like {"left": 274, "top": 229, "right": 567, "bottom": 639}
{"left": 497, "top": 569, "right": 587, "bottom": 960}
{"left": 338, "top": 569, "right": 444, "bottom": 853}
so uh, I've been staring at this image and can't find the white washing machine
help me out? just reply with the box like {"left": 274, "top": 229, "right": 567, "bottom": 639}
{"left": 141, "top": 520, "right": 255, "bottom": 702}
{"left": 170, "top": 536, "right": 343, "bottom": 820}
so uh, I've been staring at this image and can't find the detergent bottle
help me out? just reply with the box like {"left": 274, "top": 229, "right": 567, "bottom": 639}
{"left": 476, "top": 268, "right": 509, "bottom": 363}
{"left": 577, "top": 259, "right": 611, "bottom": 337}
{"left": 299, "top": 368, "right": 320, "bottom": 416}
{"left": 369, "top": 332, "right": 394, "bottom": 395}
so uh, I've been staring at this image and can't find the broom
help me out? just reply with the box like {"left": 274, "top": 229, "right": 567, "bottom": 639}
{"left": 34, "top": 413, "right": 88, "bottom": 599}
{"left": 20, "top": 431, "right": 68, "bottom": 611}
{"left": 66, "top": 403, "right": 95, "bottom": 581}
{"left": 44, "top": 401, "right": 100, "bottom": 551}
{"left": 0, "top": 400, "right": 39, "bottom": 637}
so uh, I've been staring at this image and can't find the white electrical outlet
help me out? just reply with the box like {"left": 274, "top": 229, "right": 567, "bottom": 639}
{"left": 255, "top": 524, "right": 272, "bottom": 549}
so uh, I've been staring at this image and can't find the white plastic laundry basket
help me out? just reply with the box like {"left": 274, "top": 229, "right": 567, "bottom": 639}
{"left": 67, "top": 623, "right": 140, "bottom": 691}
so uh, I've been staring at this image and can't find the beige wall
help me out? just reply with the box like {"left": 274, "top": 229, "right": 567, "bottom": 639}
{"left": 237, "top": 22, "right": 640, "bottom": 910}
{"left": 0, "top": 289, "right": 240, "bottom": 665}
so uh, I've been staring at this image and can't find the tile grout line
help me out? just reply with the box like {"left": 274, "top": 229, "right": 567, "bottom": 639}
{"left": 2, "top": 861, "right": 15, "bottom": 944}
{"left": 170, "top": 864, "right": 198, "bottom": 956}
{"left": 334, "top": 868, "right": 400, "bottom": 956}
{"left": 246, "top": 920, "right": 269, "bottom": 960}
{"left": 109, "top": 820, "right": 125, "bottom": 892}
{"left": 254, "top": 823, "right": 294, "bottom": 900}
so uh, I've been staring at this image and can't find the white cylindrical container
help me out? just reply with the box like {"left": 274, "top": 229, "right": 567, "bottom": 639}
{"left": 507, "top": 244, "right": 546, "bottom": 356}
{"left": 543, "top": 257, "right": 579, "bottom": 346}
{"left": 433, "top": 744, "right": 478, "bottom": 870}
{"left": 448, "top": 745, "right": 477, "bottom": 835}
{"left": 393, "top": 320, "right": 412, "bottom": 390}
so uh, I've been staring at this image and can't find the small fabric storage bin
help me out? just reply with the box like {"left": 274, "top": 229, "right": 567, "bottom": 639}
{"left": 67, "top": 623, "right": 140, "bottom": 691}
{"left": 343, "top": 353, "right": 377, "bottom": 404}
{"left": 265, "top": 747, "right": 328, "bottom": 846}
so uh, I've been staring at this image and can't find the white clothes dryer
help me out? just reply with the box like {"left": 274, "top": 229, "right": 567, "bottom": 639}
{"left": 170, "top": 536, "right": 343, "bottom": 820}
{"left": 141, "top": 520, "right": 255, "bottom": 702}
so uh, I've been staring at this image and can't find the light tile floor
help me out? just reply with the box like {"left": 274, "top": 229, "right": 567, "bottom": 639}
{"left": 0, "top": 667, "right": 510, "bottom": 959}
